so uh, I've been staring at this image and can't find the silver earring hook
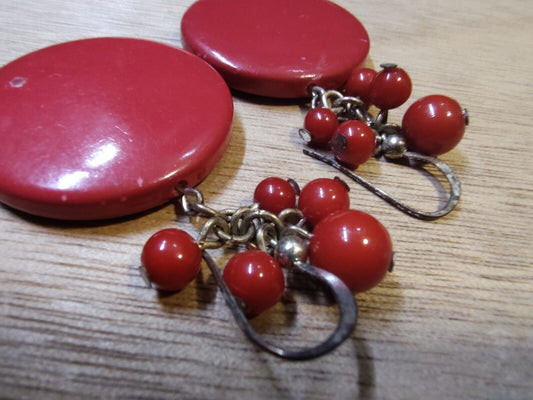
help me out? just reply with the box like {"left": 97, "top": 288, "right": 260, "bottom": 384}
{"left": 202, "top": 249, "right": 357, "bottom": 361}
{"left": 180, "top": 189, "right": 358, "bottom": 360}
{"left": 303, "top": 148, "right": 461, "bottom": 220}
{"left": 302, "top": 86, "right": 463, "bottom": 220}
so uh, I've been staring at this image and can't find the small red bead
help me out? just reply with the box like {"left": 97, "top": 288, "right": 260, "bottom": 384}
{"left": 298, "top": 178, "right": 350, "bottom": 227}
{"left": 331, "top": 120, "right": 376, "bottom": 168}
{"left": 304, "top": 107, "right": 339, "bottom": 145}
{"left": 223, "top": 250, "right": 285, "bottom": 316}
{"left": 141, "top": 229, "right": 202, "bottom": 291}
{"left": 254, "top": 177, "right": 297, "bottom": 215}
{"left": 402, "top": 95, "right": 466, "bottom": 155}
{"left": 369, "top": 64, "right": 412, "bottom": 110}
{"left": 309, "top": 210, "right": 393, "bottom": 293}
{"left": 344, "top": 67, "right": 377, "bottom": 104}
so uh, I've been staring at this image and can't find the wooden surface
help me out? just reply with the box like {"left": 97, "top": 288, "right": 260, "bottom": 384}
{"left": 0, "top": 1, "right": 532, "bottom": 399}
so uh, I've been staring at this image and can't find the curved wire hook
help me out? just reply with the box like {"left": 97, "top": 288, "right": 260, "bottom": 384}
{"left": 303, "top": 148, "right": 461, "bottom": 220}
{"left": 202, "top": 251, "right": 357, "bottom": 361}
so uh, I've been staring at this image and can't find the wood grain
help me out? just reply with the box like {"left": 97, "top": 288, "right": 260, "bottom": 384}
{"left": 0, "top": 0, "right": 532, "bottom": 399}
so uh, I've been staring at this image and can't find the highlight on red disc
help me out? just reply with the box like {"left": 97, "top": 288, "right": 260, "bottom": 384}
{"left": 181, "top": 0, "right": 370, "bottom": 98}
{"left": 0, "top": 38, "right": 233, "bottom": 220}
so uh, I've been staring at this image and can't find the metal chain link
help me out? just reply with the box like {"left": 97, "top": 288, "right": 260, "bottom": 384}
{"left": 181, "top": 188, "right": 308, "bottom": 251}
{"left": 310, "top": 86, "right": 366, "bottom": 121}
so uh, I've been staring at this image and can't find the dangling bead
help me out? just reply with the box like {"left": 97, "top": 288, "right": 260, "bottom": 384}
{"left": 331, "top": 120, "right": 376, "bottom": 167}
{"left": 223, "top": 250, "right": 285, "bottom": 316}
{"left": 304, "top": 107, "right": 339, "bottom": 145}
{"left": 309, "top": 210, "right": 393, "bottom": 293}
{"left": 402, "top": 94, "right": 467, "bottom": 155}
{"left": 141, "top": 229, "right": 202, "bottom": 291}
{"left": 369, "top": 63, "right": 412, "bottom": 110}
{"left": 254, "top": 177, "right": 297, "bottom": 215}
{"left": 298, "top": 178, "right": 350, "bottom": 226}
{"left": 344, "top": 67, "right": 377, "bottom": 105}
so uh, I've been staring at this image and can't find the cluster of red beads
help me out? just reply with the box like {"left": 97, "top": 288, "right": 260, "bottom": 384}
{"left": 304, "top": 63, "right": 466, "bottom": 162}
{"left": 141, "top": 177, "right": 394, "bottom": 317}
{"left": 223, "top": 176, "right": 393, "bottom": 312}
{"left": 253, "top": 176, "right": 350, "bottom": 226}
{"left": 304, "top": 109, "right": 377, "bottom": 168}
{"left": 254, "top": 177, "right": 393, "bottom": 294}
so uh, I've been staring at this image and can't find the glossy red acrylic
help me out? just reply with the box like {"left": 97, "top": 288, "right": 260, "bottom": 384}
{"left": 369, "top": 65, "right": 412, "bottom": 110}
{"left": 402, "top": 95, "right": 466, "bottom": 155}
{"left": 304, "top": 108, "right": 339, "bottom": 145}
{"left": 181, "top": 0, "right": 370, "bottom": 98}
{"left": 332, "top": 120, "right": 376, "bottom": 167}
{"left": 298, "top": 178, "right": 350, "bottom": 226}
{"left": 344, "top": 67, "right": 377, "bottom": 105}
{"left": 223, "top": 250, "right": 285, "bottom": 316}
{"left": 309, "top": 209, "right": 393, "bottom": 293}
{"left": 254, "top": 177, "right": 297, "bottom": 215}
{"left": 0, "top": 38, "right": 233, "bottom": 220}
{"left": 141, "top": 229, "right": 203, "bottom": 292}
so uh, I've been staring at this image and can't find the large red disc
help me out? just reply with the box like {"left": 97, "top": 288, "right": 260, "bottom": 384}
{"left": 181, "top": 0, "right": 370, "bottom": 98}
{"left": 0, "top": 38, "right": 233, "bottom": 220}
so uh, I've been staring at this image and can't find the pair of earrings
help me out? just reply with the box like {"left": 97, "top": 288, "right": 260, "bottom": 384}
{"left": 0, "top": 0, "right": 468, "bottom": 360}
{"left": 141, "top": 177, "right": 392, "bottom": 360}
{"left": 139, "top": 2, "right": 468, "bottom": 359}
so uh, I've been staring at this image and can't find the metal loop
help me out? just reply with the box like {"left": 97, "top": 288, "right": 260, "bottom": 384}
{"left": 281, "top": 225, "right": 312, "bottom": 240}
{"left": 322, "top": 90, "right": 344, "bottom": 109}
{"left": 310, "top": 86, "right": 326, "bottom": 108}
{"left": 278, "top": 208, "right": 304, "bottom": 226}
{"left": 216, "top": 224, "right": 257, "bottom": 246}
{"left": 332, "top": 95, "right": 365, "bottom": 109}
{"left": 310, "top": 86, "right": 372, "bottom": 125}
{"left": 303, "top": 148, "right": 461, "bottom": 220}
{"left": 255, "top": 223, "right": 278, "bottom": 253}
{"left": 180, "top": 187, "right": 220, "bottom": 217}
{"left": 310, "top": 87, "right": 345, "bottom": 110}
{"left": 197, "top": 216, "right": 230, "bottom": 249}
{"left": 202, "top": 252, "right": 357, "bottom": 361}
{"left": 229, "top": 204, "right": 259, "bottom": 236}
{"left": 241, "top": 209, "right": 284, "bottom": 236}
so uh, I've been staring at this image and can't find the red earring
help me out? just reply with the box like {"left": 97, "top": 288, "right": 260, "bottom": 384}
{"left": 300, "top": 65, "right": 467, "bottom": 220}
{"left": 181, "top": 0, "right": 467, "bottom": 220}
{"left": 140, "top": 178, "right": 393, "bottom": 360}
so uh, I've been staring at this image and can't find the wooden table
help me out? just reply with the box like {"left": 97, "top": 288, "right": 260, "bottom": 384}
{"left": 1, "top": 1, "right": 531, "bottom": 399}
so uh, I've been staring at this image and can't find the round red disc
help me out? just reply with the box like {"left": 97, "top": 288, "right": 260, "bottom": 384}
{"left": 181, "top": 0, "right": 370, "bottom": 98}
{"left": 0, "top": 38, "right": 233, "bottom": 220}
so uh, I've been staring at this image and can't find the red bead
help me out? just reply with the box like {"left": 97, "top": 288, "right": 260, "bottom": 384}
{"left": 141, "top": 229, "right": 202, "bottom": 291}
{"left": 223, "top": 250, "right": 285, "bottom": 316}
{"left": 331, "top": 120, "right": 376, "bottom": 167}
{"left": 309, "top": 210, "right": 393, "bottom": 293}
{"left": 298, "top": 178, "right": 350, "bottom": 226}
{"left": 369, "top": 64, "right": 412, "bottom": 109}
{"left": 402, "top": 95, "right": 466, "bottom": 155}
{"left": 304, "top": 108, "right": 339, "bottom": 145}
{"left": 254, "top": 177, "right": 297, "bottom": 215}
{"left": 344, "top": 67, "right": 377, "bottom": 104}
{"left": 0, "top": 38, "right": 233, "bottom": 220}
